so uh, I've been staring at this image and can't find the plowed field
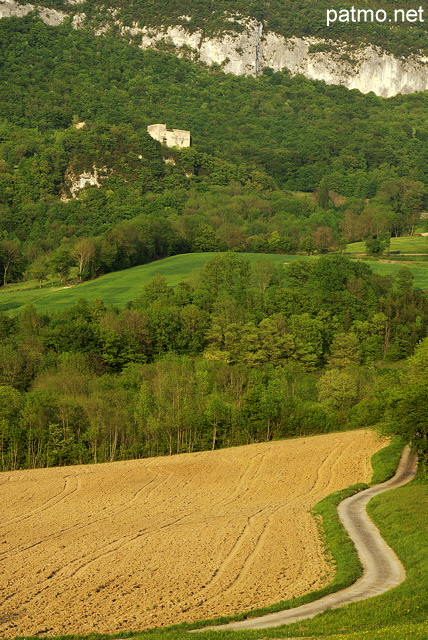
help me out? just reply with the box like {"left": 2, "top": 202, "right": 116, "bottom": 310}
{"left": 0, "top": 430, "right": 386, "bottom": 638}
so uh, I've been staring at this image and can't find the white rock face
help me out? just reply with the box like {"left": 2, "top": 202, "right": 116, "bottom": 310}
{"left": 0, "top": 0, "right": 33, "bottom": 17}
{"left": 147, "top": 123, "right": 191, "bottom": 147}
{"left": 0, "top": 0, "right": 66, "bottom": 25}
{"left": 2, "top": 0, "right": 428, "bottom": 97}
{"left": 261, "top": 35, "right": 428, "bottom": 97}
{"left": 132, "top": 23, "right": 428, "bottom": 97}
{"left": 66, "top": 166, "right": 109, "bottom": 198}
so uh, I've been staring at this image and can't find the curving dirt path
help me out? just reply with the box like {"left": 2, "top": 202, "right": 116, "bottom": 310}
{"left": 200, "top": 445, "right": 418, "bottom": 631}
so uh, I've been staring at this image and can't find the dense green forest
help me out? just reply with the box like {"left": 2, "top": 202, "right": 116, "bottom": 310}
{"left": 1, "top": 16, "right": 428, "bottom": 289}
{"left": 0, "top": 253, "right": 427, "bottom": 470}
{"left": 14, "top": 0, "right": 428, "bottom": 57}
{"left": 1, "top": 15, "right": 428, "bottom": 472}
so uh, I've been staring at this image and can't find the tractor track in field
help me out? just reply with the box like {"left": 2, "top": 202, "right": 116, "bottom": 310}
{"left": 0, "top": 431, "right": 390, "bottom": 638}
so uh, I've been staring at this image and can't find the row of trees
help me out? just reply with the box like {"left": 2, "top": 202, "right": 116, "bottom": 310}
{"left": 0, "top": 356, "right": 337, "bottom": 470}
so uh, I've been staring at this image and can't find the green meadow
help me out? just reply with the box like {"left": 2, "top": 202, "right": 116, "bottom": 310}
{"left": 0, "top": 252, "right": 427, "bottom": 316}
{"left": 13, "top": 440, "right": 428, "bottom": 640}
{"left": 346, "top": 234, "right": 428, "bottom": 255}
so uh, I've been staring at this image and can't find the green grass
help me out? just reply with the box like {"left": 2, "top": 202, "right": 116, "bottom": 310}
{"left": 14, "top": 435, "right": 427, "bottom": 640}
{"left": 350, "top": 260, "right": 428, "bottom": 290}
{"left": 0, "top": 253, "right": 305, "bottom": 315}
{"left": 0, "top": 253, "right": 227, "bottom": 314}
{"left": 346, "top": 235, "right": 428, "bottom": 255}
{"left": 1, "top": 251, "right": 428, "bottom": 316}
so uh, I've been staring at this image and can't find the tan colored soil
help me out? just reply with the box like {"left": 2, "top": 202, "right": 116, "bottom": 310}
{"left": 0, "top": 430, "right": 387, "bottom": 638}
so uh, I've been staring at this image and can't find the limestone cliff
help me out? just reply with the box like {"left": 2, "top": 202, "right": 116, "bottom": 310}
{"left": 2, "top": 0, "right": 428, "bottom": 97}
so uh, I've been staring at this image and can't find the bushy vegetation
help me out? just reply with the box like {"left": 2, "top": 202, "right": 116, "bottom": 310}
{"left": 0, "top": 14, "right": 426, "bottom": 470}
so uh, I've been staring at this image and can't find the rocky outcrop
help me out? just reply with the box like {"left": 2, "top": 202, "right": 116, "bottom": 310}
{"left": 0, "top": 0, "right": 66, "bottom": 25}
{"left": 64, "top": 166, "right": 110, "bottom": 198}
{"left": 2, "top": 0, "right": 428, "bottom": 97}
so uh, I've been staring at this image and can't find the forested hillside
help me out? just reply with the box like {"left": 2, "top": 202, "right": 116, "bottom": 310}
{"left": 1, "top": 16, "right": 428, "bottom": 288}
{"left": 1, "top": 13, "right": 428, "bottom": 472}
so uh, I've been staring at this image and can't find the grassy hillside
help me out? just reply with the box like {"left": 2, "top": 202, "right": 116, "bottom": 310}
{"left": 346, "top": 235, "right": 428, "bottom": 255}
{"left": 0, "top": 253, "right": 290, "bottom": 314}
{"left": 1, "top": 251, "right": 427, "bottom": 315}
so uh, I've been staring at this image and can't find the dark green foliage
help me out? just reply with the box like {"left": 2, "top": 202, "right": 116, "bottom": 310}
{"left": 318, "top": 176, "right": 330, "bottom": 210}
{"left": 365, "top": 236, "right": 385, "bottom": 255}
{"left": 396, "top": 265, "right": 414, "bottom": 294}
{"left": 3, "top": 17, "right": 428, "bottom": 195}
{"left": 0, "top": 15, "right": 428, "bottom": 473}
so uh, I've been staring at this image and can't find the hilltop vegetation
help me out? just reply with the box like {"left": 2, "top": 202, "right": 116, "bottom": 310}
{"left": 14, "top": 0, "right": 428, "bottom": 57}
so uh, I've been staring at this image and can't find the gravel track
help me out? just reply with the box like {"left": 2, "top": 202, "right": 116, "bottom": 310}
{"left": 198, "top": 445, "right": 418, "bottom": 631}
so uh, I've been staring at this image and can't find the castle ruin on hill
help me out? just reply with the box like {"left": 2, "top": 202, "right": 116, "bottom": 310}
{"left": 147, "top": 124, "right": 191, "bottom": 148}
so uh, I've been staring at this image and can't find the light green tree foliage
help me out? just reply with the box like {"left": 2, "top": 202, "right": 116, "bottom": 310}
{"left": 383, "top": 178, "right": 426, "bottom": 234}
{"left": 404, "top": 336, "right": 428, "bottom": 385}
{"left": 285, "top": 259, "right": 316, "bottom": 287}
{"left": 258, "top": 315, "right": 294, "bottom": 366}
{"left": 317, "top": 368, "right": 359, "bottom": 417}
{"left": 71, "top": 237, "right": 96, "bottom": 281}
{"left": 327, "top": 332, "right": 361, "bottom": 369}
{"left": 49, "top": 246, "right": 73, "bottom": 285}
{"left": 28, "top": 256, "right": 50, "bottom": 288}
{"left": 0, "top": 343, "right": 24, "bottom": 388}
{"left": 289, "top": 313, "right": 324, "bottom": 370}
{"left": 251, "top": 257, "right": 277, "bottom": 294}
{"left": 382, "top": 338, "right": 428, "bottom": 462}
{"left": 0, "top": 238, "right": 21, "bottom": 286}
{"left": 345, "top": 367, "right": 398, "bottom": 428}
{"left": 242, "top": 377, "right": 283, "bottom": 441}
{"left": 386, "top": 383, "right": 428, "bottom": 462}
{"left": 352, "top": 312, "right": 390, "bottom": 363}
{"left": 199, "top": 252, "right": 251, "bottom": 298}
{"left": 396, "top": 266, "right": 414, "bottom": 295}
{"left": 0, "top": 385, "right": 23, "bottom": 470}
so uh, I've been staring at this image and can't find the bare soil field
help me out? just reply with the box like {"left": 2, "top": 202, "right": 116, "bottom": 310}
{"left": 0, "top": 430, "right": 386, "bottom": 638}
